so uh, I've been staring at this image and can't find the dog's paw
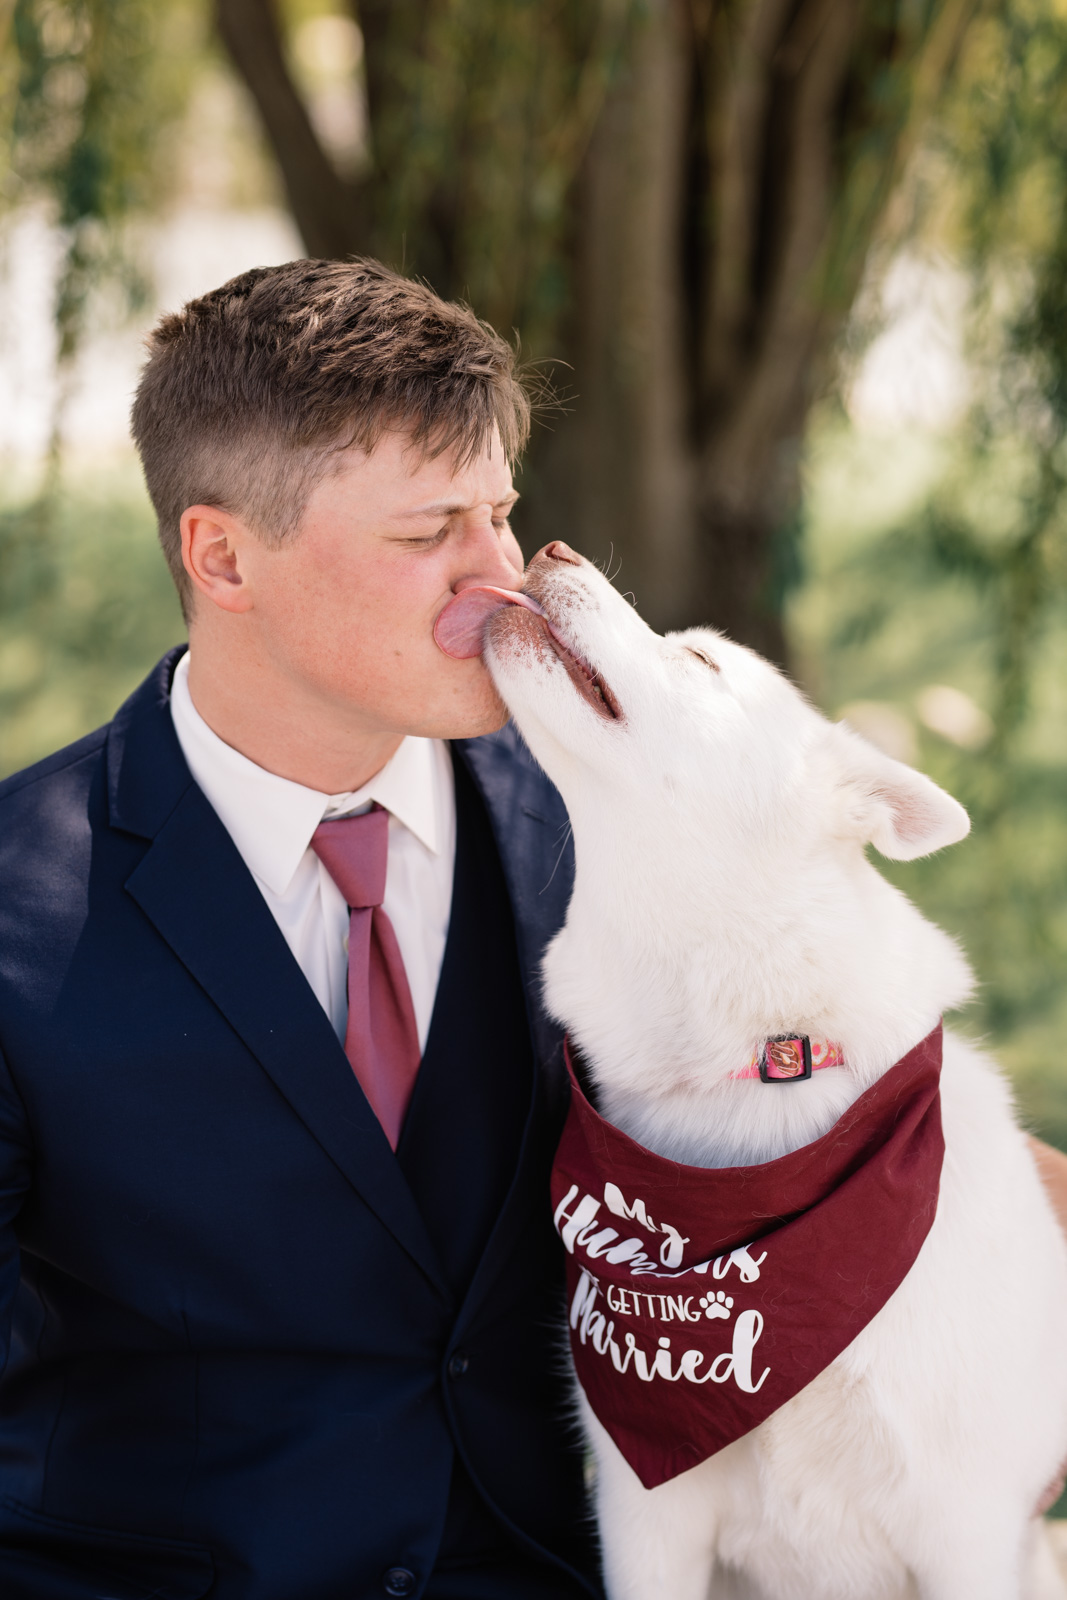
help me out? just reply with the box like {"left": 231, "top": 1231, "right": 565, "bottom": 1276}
{"left": 699, "top": 1291, "right": 733, "bottom": 1320}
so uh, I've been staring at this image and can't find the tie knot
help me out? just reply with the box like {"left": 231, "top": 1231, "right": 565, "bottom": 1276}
{"left": 311, "top": 806, "right": 389, "bottom": 909}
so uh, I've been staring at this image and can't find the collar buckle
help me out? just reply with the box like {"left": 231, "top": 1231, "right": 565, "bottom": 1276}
{"left": 759, "top": 1035, "right": 813, "bottom": 1083}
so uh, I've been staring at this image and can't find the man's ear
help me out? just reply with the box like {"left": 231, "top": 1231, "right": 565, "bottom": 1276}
{"left": 830, "top": 722, "right": 971, "bottom": 861}
{"left": 181, "top": 505, "right": 253, "bottom": 615}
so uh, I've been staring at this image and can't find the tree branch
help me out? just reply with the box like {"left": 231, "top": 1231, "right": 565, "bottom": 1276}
{"left": 214, "top": 0, "right": 367, "bottom": 260}
{"left": 700, "top": 0, "right": 880, "bottom": 517}
{"left": 707, "top": 0, "right": 857, "bottom": 497}
{"left": 567, "top": 0, "right": 695, "bottom": 626}
{"left": 699, "top": 0, "right": 795, "bottom": 413}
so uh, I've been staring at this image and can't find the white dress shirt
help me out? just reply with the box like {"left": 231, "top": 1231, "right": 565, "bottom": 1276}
{"left": 169, "top": 652, "right": 456, "bottom": 1051}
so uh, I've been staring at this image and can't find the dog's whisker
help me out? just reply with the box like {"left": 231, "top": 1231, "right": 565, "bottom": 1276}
{"left": 540, "top": 821, "right": 573, "bottom": 895}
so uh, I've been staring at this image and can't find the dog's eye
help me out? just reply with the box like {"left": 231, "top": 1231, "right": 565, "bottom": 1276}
{"left": 686, "top": 647, "right": 720, "bottom": 674}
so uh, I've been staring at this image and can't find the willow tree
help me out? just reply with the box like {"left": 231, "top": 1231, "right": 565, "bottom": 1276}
{"left": 217, "top": 0, "right": 976, "bottom": 659}
{"left": 2, "top": 0, "right": 194, "bottom": 770}
{"left": 6, "top": 0, "right": 191, "bottom": 459}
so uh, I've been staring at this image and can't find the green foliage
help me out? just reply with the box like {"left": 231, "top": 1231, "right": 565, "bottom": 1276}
{"left": 1, "top": 0, "right": 200, "bottom": 719}
{"left": 792, "top": 416, "right": 1067, "bottom": 1147}
{"left": 7, "top": 0, "right": 199, "bottom": 215}
{"left": 789, "top": 0, "right": 1067, "bottom": 1151}
{"left": 0, "top": 466, "right": 183, "bottom": 775}
{"left": 820, "top": 0, "right": 975, "bottom": 312}
{"left": 4, "top": 0, "right": 200, "bottom": 470}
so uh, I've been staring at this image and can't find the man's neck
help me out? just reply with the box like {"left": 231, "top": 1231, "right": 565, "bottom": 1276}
{"left": 185, "top": 637, "right": 405, "bottom": 795}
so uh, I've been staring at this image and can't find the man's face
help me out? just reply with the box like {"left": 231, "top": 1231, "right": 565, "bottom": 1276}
{"left": 231, "top": 430, "right": 525, "bottom": 740}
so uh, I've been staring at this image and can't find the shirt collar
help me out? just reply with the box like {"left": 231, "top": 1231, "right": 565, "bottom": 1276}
{"left": 169, "top": 652, "right": 443, "bottom": 897}
{"left": 322, "top": 734, "right": 441, "bottom": 855}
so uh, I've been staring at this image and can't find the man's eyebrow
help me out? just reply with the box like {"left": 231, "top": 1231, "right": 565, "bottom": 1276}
{"left": 395, "top": 490, "right": 520, "bottom": 519}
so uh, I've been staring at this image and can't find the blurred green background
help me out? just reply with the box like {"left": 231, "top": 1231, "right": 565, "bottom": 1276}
{"left": 1, "top": 0, "right": 1065, "bottom": 1150}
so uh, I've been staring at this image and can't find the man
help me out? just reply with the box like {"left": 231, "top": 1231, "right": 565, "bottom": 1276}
{"left": 0, "top": 260, "right": 598, "bottom": 1599}
{"left": 1, "top": 257, "right": 1065, "bottom": 1600}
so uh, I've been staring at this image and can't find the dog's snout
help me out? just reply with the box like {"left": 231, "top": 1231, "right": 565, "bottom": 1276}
{"left": 538, "top": 541, "right": 582, "bottom": 567}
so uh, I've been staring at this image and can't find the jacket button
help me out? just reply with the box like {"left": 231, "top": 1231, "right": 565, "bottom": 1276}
{"left": 382, "top": 1569, "right": 417, "bottom": 1597}
{"left": 447, "top": 1352, "right": 469, "bottom": 1379}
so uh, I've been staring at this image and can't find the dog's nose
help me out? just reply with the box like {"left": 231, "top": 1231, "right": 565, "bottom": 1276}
{"left": 539, "top": 541, "right": 582, "bottom": 566}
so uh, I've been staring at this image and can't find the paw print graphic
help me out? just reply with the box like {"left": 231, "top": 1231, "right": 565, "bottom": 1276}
{"left": 699, "top": 1291, "right": 733, "bottom": 1320}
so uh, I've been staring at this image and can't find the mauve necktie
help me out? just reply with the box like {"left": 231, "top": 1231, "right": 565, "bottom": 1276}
{"left": 310, "top": 805, "right": 421, "bottom": 1149}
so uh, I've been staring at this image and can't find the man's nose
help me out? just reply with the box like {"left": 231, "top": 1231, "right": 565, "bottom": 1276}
{"left": 453, "top": 518, "right": 525, "bottom": 593}
{"left": 532, "top": 540, "right": 582, "bottom": 567}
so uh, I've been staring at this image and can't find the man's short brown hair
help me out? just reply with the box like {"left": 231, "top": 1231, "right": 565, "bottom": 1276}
{"left": 131, "top": 258, "right": 531, "bottom": 618}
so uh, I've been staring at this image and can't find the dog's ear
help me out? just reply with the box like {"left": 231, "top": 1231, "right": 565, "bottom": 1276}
{"left": 830, "top": 724, "right": 971, "bottom": 861}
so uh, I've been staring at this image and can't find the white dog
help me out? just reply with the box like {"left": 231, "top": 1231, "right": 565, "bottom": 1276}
{"left": 463, "top": 541, "right": 1067, "bottom": 1600}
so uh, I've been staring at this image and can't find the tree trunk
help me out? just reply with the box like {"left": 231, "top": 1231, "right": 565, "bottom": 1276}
{"left": 214, "top": 0, "right": 367, "bottom": 260}
{"left": 528, "top": 0, "right": 695, "bottom": 627}
{"left": 526, "top": 0, "right": 976, "bottom": 656}
{"left": 214, "top": 0, "right": 978, "bottom": 661}
{"left": 693, "top": 0, "right": 862, "bottom": 659}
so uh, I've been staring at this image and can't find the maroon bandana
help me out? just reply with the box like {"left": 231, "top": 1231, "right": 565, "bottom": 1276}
{"left": 551, "top": 1025, "right": 944, "bottom": 1489}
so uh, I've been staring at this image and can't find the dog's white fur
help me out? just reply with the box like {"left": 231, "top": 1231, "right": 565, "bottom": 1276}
{"left": 486, "top": 549, "right": 1067, "bottom": 1600}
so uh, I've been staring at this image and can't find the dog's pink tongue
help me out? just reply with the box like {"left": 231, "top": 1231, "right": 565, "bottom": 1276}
{"left": 433, "top": 586, "right": 545, "bottom": 659}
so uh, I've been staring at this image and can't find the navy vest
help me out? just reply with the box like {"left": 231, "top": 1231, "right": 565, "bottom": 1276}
{"left": 398, "top": 749, "right": 533, "bottom": 1294}
{"left": 399, "top": 750, "right": 538, "bottom": 1579}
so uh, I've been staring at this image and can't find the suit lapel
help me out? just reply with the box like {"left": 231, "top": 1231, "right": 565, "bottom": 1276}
{"left": 452, "top": 726, "right": 575, "bottom": 1320}
{"left": 454, "top": 724, "right": 574, "bottom": 1079}
{"left": 110, "top": 654, "right": 448, "bottom": 1297}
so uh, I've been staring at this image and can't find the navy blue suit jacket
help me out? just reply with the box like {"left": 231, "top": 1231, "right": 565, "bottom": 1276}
{"left": 0, "top": 651, "right": 593, "bottom": 1600}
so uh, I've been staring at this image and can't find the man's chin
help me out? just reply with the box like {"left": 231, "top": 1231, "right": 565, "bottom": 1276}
{"left": 415, "top": 680, "right": 511, "bottom": 741}
{"left": 447, "top": 686, "right": 511, "bottom": 739}
{"left": 470, "top": 697, "right": 511, "bottom": 736}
